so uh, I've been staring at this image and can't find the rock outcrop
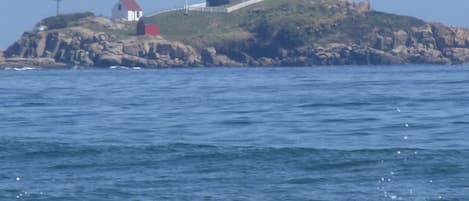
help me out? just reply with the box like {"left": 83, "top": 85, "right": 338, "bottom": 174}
{"left": 3, "top": 2, "right": 469, "bottom": 68}
{"left": 3, "top": 18, "right": 201, "bottom": 68}
{"left": 210, "top": 23, "right": 469, "bottom": 66}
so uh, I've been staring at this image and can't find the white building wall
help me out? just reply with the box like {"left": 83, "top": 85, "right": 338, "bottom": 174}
{"left": 127, "top": 10, "right": 143, "bottom": 21}
{"left": 112, "top": 0, "right": 142, "bottom": 21}
{"left": 112, "top": 0, "right": 127, "bottom": 20}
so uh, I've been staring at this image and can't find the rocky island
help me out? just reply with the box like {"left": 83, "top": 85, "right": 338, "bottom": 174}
{"left": 2, "top": 0, "right": 469, "bottom": 68}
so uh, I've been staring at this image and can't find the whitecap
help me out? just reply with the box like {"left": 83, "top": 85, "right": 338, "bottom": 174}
{"left": 13, "top": 67, "right": 38, "bottom": 71}
{"left": 109, "top": 66, "right": 130, "bottom": 70}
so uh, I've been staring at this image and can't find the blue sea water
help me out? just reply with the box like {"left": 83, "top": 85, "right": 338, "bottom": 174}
{"left": 0, "top": 66, "right": 469, "bottom": 201}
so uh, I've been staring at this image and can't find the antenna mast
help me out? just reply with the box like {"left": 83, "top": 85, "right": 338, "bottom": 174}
{"left": 54, "top": 0, "right": 63, "bottom": 16}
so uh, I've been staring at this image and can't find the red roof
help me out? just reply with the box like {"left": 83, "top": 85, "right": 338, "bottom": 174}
{"left": 121, "top": 0, "right": 142, "bottom": 11}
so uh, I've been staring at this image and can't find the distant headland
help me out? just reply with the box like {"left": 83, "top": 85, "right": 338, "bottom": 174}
{"left": 2, "top": 0, "right": 469, "bottom": 68}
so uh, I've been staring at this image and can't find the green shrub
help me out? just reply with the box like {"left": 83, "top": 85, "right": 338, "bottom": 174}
{"left": 255, "top": 19, "right": 277, "bottom": 41}
{"left": 274, "top": 24, "right": 308, "bottom": 48}
{"left": 41, "top": 12, "right": 95, "bottom": 30}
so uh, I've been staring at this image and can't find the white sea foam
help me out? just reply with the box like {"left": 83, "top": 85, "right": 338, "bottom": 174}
{"left": 3, "top": 67, "right": 39, "bottom": 71}
{"left": 13, "top": 67, "right": 38, "bottom": 71}
{"left": 109, "top": 66, "right": 130, "bottom": 70}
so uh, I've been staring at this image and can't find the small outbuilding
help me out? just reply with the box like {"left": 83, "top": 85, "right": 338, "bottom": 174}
{"left": 112, "top": 0, "right": 143, "bottom": 22}
{"left": 137, "top": 17, "right": 159, "bottom": 36}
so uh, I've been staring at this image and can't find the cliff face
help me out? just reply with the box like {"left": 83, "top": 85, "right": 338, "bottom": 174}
{"left": 269, "top": 23, "right": 469, "bottom": 66}
{"left": 3, "top": 17, "right": 201, "bottom": 68}
{"left": 3, "top": 0, "right": 469, "bottom": 68}
{"left": 195, "top": 22, "right": 469, "bottom": 66}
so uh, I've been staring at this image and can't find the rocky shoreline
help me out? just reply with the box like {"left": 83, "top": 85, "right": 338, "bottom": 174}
{"left": 2, "top": 1, "right": 469, "bottom": 68}
{"left": 4, "top": 22, "right": 469, "bottom": 68}
{"left": 1, "top": 19, "right": 201, "bottom": 68}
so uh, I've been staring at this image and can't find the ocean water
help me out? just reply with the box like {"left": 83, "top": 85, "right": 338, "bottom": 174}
{"left": 0, "top": 66, "right": 468, "bottom": 200}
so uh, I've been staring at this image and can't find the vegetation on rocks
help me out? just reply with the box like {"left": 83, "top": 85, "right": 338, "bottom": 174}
{"left": 2, "top": 0, "right": 469, "bottom": 67}
{"left": 153, "top": 0, "right": 424, "bottom": 46}
{"left": 40, "top": 12, "right": 95, "bottom": 30}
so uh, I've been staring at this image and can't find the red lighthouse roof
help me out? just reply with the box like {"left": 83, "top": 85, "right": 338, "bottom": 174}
{"left": 121, "top": 0, "right": 142, "bottom": 11}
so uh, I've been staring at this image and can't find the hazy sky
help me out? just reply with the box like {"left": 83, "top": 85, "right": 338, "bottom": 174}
{"left": 1, "top": 0, "right": 468, "bottom": 49}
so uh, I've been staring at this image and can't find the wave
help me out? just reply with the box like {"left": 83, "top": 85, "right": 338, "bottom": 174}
{"left": 109, "top": 66, "right": 143, "bottom": 70}
{"left": 109, "top": 66, "right": 130, "bottom": 70}
{"left": 2, "top": 140, "right": 468, "bottom": 158}
{"left": 1, "top": 140, "right": 467, "bottom": 200}
{"left": 296, "top": 102, "right": 371, "bottom": 108}
{"left": 3, "top": 67, "right": 40, "bottom": 71}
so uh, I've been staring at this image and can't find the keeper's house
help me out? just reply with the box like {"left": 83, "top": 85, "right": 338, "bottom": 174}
{"left": 112, "top": 0, "right": 143, "bottom": 22}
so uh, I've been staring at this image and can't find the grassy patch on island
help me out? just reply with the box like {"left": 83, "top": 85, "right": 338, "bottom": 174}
{"left": 152, "top": 0, "right": 425, "bottom": 48}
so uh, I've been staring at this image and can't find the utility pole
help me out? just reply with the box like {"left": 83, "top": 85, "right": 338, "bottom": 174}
{"left": 54, "top": 0, "right": 63, "bottom": 16}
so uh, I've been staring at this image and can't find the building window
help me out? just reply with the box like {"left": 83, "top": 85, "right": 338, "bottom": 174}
{"left": 118, "top": 4, "right": 122, "bottom": 11}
